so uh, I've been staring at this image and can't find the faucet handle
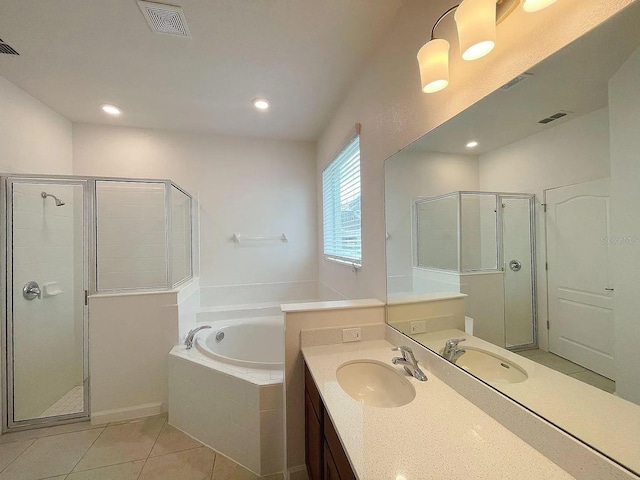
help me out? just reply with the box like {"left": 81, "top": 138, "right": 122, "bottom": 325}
{"left": 445, "top": 338, "right": 466, "bottom": 349}
{"left": 392, "top": 346, "right": 416, "bottom": 363}
{"left": 392, "top": 345, "right": 413, "bottom": 354}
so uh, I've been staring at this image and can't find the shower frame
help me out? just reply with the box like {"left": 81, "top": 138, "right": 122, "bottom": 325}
{"left": 413, "top": 190, "right": 538, "bottom": 350}
{"left": 1, "top": 174, "right": 194, "bottom": 431}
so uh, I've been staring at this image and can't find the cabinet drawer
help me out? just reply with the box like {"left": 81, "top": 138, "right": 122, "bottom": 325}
{"left": 305, "top": 391, "right": 323, "bottom": 480}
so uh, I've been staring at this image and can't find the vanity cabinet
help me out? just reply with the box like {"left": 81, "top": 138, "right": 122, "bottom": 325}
{"left": 305, "top": 362, "right": 356, "bottom": 480}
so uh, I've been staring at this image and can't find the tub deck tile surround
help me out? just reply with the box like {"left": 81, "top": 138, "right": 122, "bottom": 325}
{"left": 168, "top": 346, "right": 284, "bottom": 476}
{"left": 0, "top": 415, "right": 284, "bottom": 479}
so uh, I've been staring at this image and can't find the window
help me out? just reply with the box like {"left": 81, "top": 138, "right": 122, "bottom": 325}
{"left": 322, "top": 135, "right": 361, "bottom": 265}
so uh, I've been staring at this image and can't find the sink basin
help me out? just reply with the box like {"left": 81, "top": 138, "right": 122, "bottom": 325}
{"left": 441, "top": 347, "right": 528, "bottom": 385}
{"left": 336, "top": 360, "right": 416, "bottom": 408}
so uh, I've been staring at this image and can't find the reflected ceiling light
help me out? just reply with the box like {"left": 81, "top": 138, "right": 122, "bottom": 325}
{"left": 417, "top": 0, "right": 557, "bottom": 94}
{"left": 455, "top": 0, "right": 496, "bottom": 61}
{"left": 252, "top": 98, "right": 270, "bottom": 111}
{"left": 523, "top": 0, "right": 557, "bottom": 13}
{"left": 466, "top": 140, "right": 479, "bottom": 148}
{"left": 101, "top": 104, "right": 122, "bottom": 116}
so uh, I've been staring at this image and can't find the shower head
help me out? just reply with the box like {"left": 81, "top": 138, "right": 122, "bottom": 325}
{"left": 41, "top": 191, "right": 65, "bottom": 206}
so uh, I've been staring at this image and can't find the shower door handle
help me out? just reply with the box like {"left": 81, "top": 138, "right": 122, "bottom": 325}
{"left": 509, "top": 260, "right": 522, "bottom": 272}
{"left": 23, "top": 281, "right": 42, "bottom": 300}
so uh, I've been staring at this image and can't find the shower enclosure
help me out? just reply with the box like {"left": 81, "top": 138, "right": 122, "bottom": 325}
{"left": 1, "top": 175, "right": 193, "bottom": 431}
{"left": 415, "top": 191, "right": 536, "bottom": 349}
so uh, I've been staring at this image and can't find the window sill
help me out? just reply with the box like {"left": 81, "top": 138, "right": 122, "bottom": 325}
{"left": 324, "top": 256, "right": 361, "bottom": 270}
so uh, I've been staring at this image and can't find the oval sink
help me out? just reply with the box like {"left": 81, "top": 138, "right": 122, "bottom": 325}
{"left": 336, "top": 360, "right": 416, "bottom": 408}
{"left": 442, "top": 347, "right": 528, "bottom": 385}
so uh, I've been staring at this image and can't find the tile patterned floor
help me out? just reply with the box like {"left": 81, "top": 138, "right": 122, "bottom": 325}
{"left": 517, "top": 349, "right": 616, "bottom": 394}
{"left": 0, "top": 415, "right": 283, "bottom": 480}
{"left": 40, "top": 387, "right": 84, "bottom": 418}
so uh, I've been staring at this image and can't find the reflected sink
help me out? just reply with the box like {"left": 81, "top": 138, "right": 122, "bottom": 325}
{"left": 336, "top": 360, "right": 416, "bottom": 408}
{"left": 442, "top": 347, "right": 528, "bottom": 385}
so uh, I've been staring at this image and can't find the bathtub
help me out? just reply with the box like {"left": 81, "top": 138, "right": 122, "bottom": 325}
{"left": 195, "top": 316, "right": 284, "bottom": 369}
{"left": 168, "top": 314, "right": 284, "bottom": 476}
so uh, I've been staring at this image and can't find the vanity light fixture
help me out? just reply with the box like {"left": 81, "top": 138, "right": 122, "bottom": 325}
{"left": 101, "top": 104, "right": 122, "bottom": 116}
{"left": 417, "top": 0, "right": 558, "bottom": 93}
{"left": 252, "top": 98, "right": 270, "bottom": 111}
{"left": 466, "top": 140, "right": 479, "bottom": 148}
{"left": 522, "top": 0, "right": 557, "bottom": 12}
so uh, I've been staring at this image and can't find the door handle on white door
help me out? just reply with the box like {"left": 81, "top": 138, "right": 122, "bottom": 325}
{"left": 605, "top": 288, "right": 614, "bottom": 291}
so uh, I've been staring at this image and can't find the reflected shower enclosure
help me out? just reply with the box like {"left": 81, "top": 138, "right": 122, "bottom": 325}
{"left": 2, "top": 175, "right": 193, "bottom": 431}
{"left": 413, "top": 191, "right": 536, "bottom": 349}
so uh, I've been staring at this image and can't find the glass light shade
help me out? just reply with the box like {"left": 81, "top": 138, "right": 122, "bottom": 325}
{"left": 417, "top": 39, "right": 450, "bottom": 93}
{"left": 522, "top": 0, "right": 557, "bottom": 12}
{"left": 455, "top": 0, "right": 497, "bottom": 61}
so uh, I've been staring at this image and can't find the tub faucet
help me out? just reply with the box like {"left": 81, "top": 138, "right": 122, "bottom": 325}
{"left": 391, "top": 346, "right": 427, "bottom": 381}
{"left": 443, "top": 338, "right": 466, "bottom": 363}
{"left": 184, "top": 325, "right": 212, "bottom": 350}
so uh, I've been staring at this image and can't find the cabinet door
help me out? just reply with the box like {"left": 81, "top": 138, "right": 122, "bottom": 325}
{"left": 324, "top": 441, "right": 340, "bottom": 480}
{"left": 305, "top": 391, "right": 322, "bottom": 480}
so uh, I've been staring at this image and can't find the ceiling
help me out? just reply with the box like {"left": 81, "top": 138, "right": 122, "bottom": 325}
{"left": 407, "top": 1, "right": 640, "bottom": 155}
{"left": 0, "top": 0, "right": 403, "bottom": 141}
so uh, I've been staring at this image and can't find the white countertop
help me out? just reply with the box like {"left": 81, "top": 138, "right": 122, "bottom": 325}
{"left": 302, "top": 340, "right": 575, "bottom": 480}
{"left": 413, "top": 329, "right": 640, "bottom": 474}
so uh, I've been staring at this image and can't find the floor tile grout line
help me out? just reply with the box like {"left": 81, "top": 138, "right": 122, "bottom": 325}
{"left": 210, "top": 449, "right": 218, "bottom": 480}
{"left": 0, "top": 437, "right": 37, "bottom": 475}
{"left": 135, "top": 415, "right": 168, "bottom": 480}
{"left": 66, "top": 425, "right": 106, "bottom": 476}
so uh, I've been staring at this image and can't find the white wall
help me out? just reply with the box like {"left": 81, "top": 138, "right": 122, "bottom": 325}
{"left": 479, "top": 107, "right": 610, "bottom": 350}
{"left": 315, "top": 0, "right": 631, "bottom": 301}
{"left": 72, "top": 124, "right": 318, "bottom": 305}
{"left": 89, "top": 291, "right": 179, "bottom": 424}
{"left": 0, "top": 75, "right": 72, "bottom": 174}
{"left": 609, "top": 45, "right": 640, "bottom": 404}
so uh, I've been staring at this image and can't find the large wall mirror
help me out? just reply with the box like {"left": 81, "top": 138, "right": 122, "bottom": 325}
{"left": 385, "top": 2, "right": 640, "bottom": 475}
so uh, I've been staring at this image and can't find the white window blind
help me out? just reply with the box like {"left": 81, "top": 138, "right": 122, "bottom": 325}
{"left": 322, "top": 135, "right": 361, "bottom": 265}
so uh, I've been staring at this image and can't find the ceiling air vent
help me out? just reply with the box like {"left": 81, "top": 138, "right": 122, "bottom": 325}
{"left": 500, "top": 72, "right": 533, "bottom": 91}
{"left": 538, "top": 111, "right": 571, "bottom": 124}
{"left": 0, "top": 37, "right": 19, "bottom": 55}
{"left": 137, "top": 1, "right": 191, "bottom": 38}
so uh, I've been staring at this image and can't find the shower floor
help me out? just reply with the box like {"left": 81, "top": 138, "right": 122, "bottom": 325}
{"left": 39, "top": 386, "right": 84, "bottom": 417}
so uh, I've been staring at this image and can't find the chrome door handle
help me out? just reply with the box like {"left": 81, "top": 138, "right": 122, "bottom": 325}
{"left": 509, "top": 260, "right": 522, "bottom": 272}
{"left": 23, "top": 281, "right": 41, "bottom": 300}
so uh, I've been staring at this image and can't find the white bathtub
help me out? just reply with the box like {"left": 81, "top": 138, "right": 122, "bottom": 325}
{"left": 168, "top": 314, "right": 284, "bottom": 476}
{"left": 195, "top": 316, "right": 283, "bottom": 369}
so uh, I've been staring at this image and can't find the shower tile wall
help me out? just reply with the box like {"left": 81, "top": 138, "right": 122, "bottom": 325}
{"left": 12, "top": 184, "right": 83, "bottom": 419}
{"left": 96, "top": 182, "right": 167, "bottom": 290}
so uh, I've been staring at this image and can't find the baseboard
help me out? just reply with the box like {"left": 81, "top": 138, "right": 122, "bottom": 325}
{"left": 287, "top": 465, "right": 308, "bottom": 480}
{"left": 90, "top": 402, "right": 165, "bottom": 425}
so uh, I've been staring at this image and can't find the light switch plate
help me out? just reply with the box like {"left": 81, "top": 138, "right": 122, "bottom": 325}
{"left": 342, "top": 328, "right": 361, "bottom": 343}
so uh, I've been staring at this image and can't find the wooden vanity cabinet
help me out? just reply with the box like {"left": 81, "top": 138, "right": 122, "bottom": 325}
{"left": 304, "top": 362, "right": 356, "bottom": 480}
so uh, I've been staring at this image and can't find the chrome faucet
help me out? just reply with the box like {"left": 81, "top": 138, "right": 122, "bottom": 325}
{"left": 443, "top": 338, "right": 466, "bottom": 363}
{"left": 184, "top": 325, "right": 212, "bottom": 349}
{"left": 391, "top": 346, "right": 427, "bottom": 381}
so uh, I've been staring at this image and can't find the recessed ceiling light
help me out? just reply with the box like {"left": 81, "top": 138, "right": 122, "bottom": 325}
{"left": 101, "top": 104, "right": 122, "bottom": 116}
{"left": 466, "top": 140, "right": 479, "bottom": 148}
{"left": 252, "top": 98, "right": 269, "bottom": 111}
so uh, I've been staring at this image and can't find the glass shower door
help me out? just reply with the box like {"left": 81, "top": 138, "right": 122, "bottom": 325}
{"left": 501, "top": 195, "right": 536, "bottom": 349}
{"left": 6, "top": 178, "right": 89, "bottom": 428}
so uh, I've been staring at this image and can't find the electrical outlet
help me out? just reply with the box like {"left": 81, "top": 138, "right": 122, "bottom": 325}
{"left": 410, "top": 320, "right": 427, "bottom": 334}
{"left": 342, "top": 327, "right": 361, "bottom": 343}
